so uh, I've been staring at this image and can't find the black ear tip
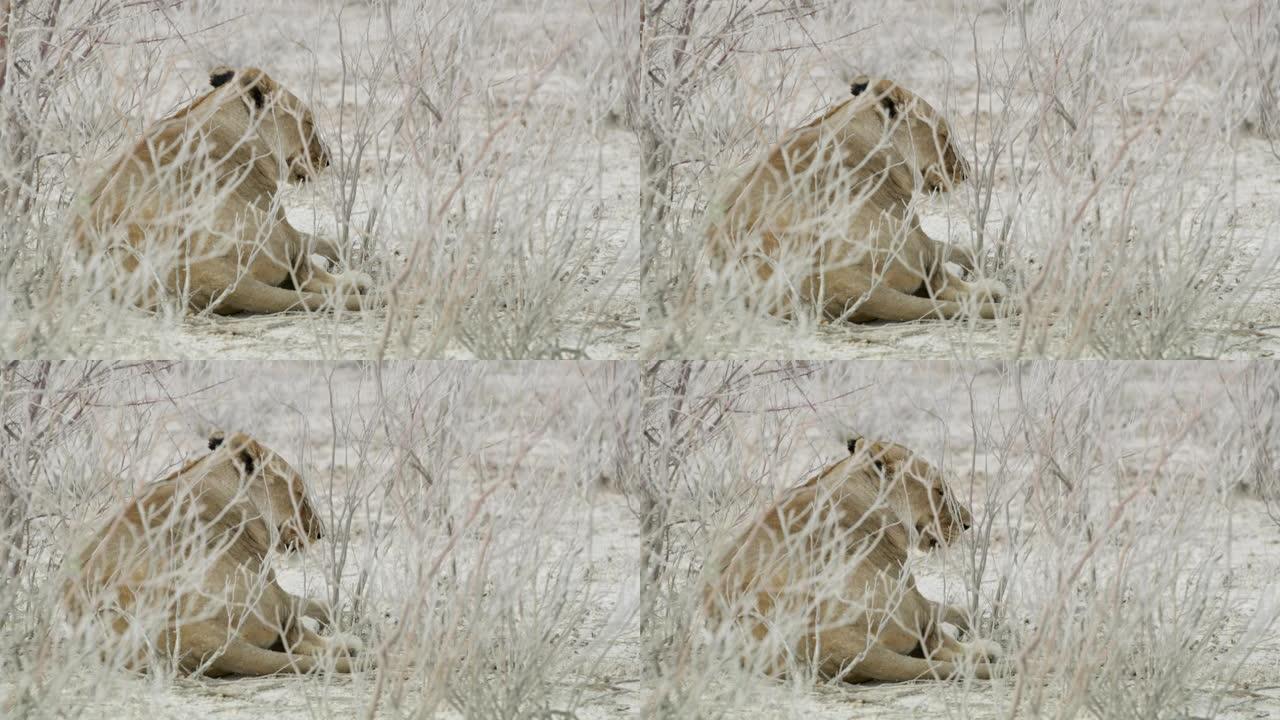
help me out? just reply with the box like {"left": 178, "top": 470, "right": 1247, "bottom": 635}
{"left": 210, "top": 68, "right": 235, "bottom": 88}
{"left": 851, "top": 81, "right": 869, "bottom": 96}
{"left": 208, "top": 434, "right": 225, "bottom": 450}
{"left": 239, "top": 450, "right": 255, "bottom": 475}
{"left": 846, "top": 436, "right": 862, "bottom": 454}
{"left": 248, "top": 85, "right": 265, "bottom": 109}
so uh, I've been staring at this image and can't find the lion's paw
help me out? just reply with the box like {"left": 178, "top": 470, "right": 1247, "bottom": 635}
{"left": 337, "top": 271, "right": 374, "bottom": 295}
{"left": 327, "top": 632, "right": 365, "bottom": 656}
{"left": 965, "top": 638, "right": 1003, "bottom": 664}
{"left": 971, "top": 280, "right": 1008, "bottom": 303}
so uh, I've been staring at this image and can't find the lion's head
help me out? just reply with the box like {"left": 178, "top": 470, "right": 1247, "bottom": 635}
{"left": 205, "top": 66, "right": 331, "bottom": 184}
{"left": 839, "top": 76, "right": 968, "bottom": 195}
{"left": 848, "top": 436, "right": 972, "bottom": 551}
{"left": 206, "top": 431, "right": 323, "bottom": 552}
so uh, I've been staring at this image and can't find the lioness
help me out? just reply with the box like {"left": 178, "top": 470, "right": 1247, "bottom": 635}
{"left": 73, "top": 67, "right": 375, "bottom": 314}
{"left": 705, "top": 437, "right": 1003, "bottom": 682}
{"left": 708, "top": 77, "right": 1009, "bottom": 322}
{"left": 64, "top": 432, "right": 361, "bottom": 676}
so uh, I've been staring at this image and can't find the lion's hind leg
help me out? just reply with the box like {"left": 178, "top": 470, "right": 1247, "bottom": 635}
{"left": 213, "top": 636, "right": 357, "bottom": 676}
{"left": 173, "top": 623, "right": 348, "bottom": 677}
{"left": 811, "top": 625, "right": 998, "bottom": 683}
{"left": 846, "top": 644, "right": 996, "bottom": 682}
{"left": 817, "top": 270, "right": 1002, "bottom": 322}
{"left": 867, "top": 643, "right": 996, "bottom": 681}
{"left": 195, "top": 260, "right": 370, "bottom": 314}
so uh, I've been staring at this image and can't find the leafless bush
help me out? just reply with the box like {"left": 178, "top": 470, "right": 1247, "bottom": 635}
{"left": 1221, "top": 363, "right": 1280, "bottom": 526}
{"left": 2, "top": 1, "right": 632, "bottom": 359}
{"left": 1233, "top": 0, "right": 1280, "bottom": 156}
{"left": 637, "top": 361, "right": 1279, "bottom": 719}
{"left": 963, "top": 362, "right": 1276, "bottom": 719}
{"left": 0, "top": 362, "right": 639, "bottom": 718}
{"left": 629, "top": 361, "right": 848, "bottom": 717}
{"left": 623, "top": 0, "right": 836, "bottom": 325}
{"left": 994, "top": 1, "right": 1251, "bottom": 357}
{"left": 0, "top": 1, "right": 175, "bottom": 350}
{"left": 0, "top": 361, "right": 177, "bottom": 713}
{"left": 637, "top": 0, "right": 1277, "bottom": 358}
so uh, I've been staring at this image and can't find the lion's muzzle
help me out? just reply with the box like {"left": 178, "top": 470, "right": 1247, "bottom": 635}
{"left": 312, "top": 139, "right": 331, "bottom": 171}
{"left": 287, "top": 141, "right": 331, "bottom": 183}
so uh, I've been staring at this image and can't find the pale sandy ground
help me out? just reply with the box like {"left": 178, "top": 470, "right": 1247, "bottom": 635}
{"left": 659, "top": 138, "right": 1280, "bottom": 360}
{"left": 3, "top": 363, "right": 641, "bottom": 719}
{"left": 4, "top": 362, "right": 1278, "bottom": 717}
{"left": 673, "top": 362, "right": 1280, "bottom": 718}
{"left": 5, "top": 1, "right": 638, "bottom": 360}
{"left": 52, "top": 495, "right": 641, "bottom": 720}
{"left": 9, "top": 1, "right": 1275, "bottom": 360}
{"left": 638, "top": 0, "right": 1280, "bottom": 359}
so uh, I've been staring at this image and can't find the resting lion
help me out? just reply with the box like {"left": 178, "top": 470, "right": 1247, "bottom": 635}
{"left": 73, "top": 66, "right": 375, "bottom": 314}
{"left": 707, "top": 76, "right": 1009, "bottom": 322}
{"left": 704, "top": 437, "right": 1004, "bottom": 682}
{"left": 63, "top": 432, "right": 362, "bottom": 676}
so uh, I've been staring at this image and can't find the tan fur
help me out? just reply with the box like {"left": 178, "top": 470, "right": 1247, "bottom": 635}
{"left": 705, "top": 438, "right": 1005, "bottom": 683}
{"left": 72, "top": 67, "right": 375, "bottom": 314}
{"left": 708, "top": 76, "right": 1010, "bottom": 322}
{"left": 63, "top": 432, "right": 363, "bottom": 676}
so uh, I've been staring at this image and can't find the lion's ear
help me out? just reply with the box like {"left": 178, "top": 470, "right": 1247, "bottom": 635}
{"left": 879, "top": 95, "right": 898, "bottom": 119}
{"left": 237, "top": 67, "right": 277, "bottom": 110}
{"left": 851, "top": 437, "right": 890, "bottom": 475}
{"left": 851, "top": 77, "right": 897, "bottom": 118}
{"left": 209, "top": 66, "right": 235, "bottom": 88}
{"left": 228, "top": 445, "right": 256, "bottom": 476}
{"left": 880, "top": 87, "right": 901, "bottom": 119}
{"left": 237, "top": 449, "right": 256, "bottom": 475}
{"left": 210, "top": 432, "right": 256, "bottom": 474}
